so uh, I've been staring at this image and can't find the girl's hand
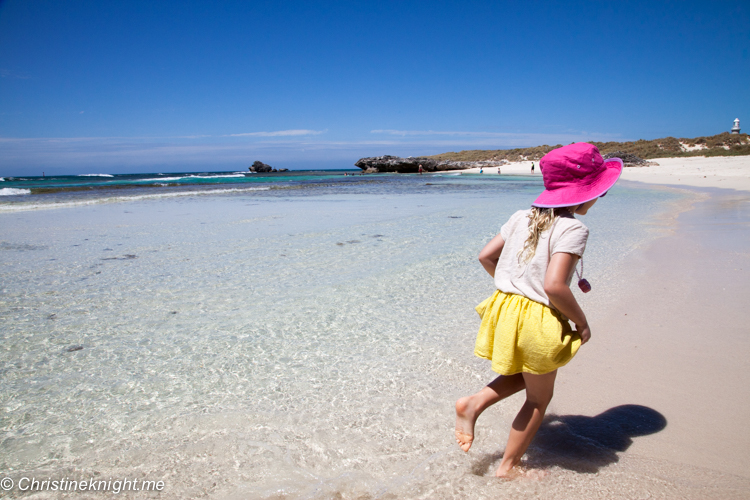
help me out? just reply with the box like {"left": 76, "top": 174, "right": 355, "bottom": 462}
{"left": 576, "top": 323, "right": 591, "bottom": 345}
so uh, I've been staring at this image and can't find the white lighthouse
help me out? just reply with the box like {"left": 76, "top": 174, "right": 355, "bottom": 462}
{"left": 731, "top": 118, "right": 740, "bottom": 134}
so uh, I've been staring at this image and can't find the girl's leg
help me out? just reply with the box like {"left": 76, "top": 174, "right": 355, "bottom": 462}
{"left": 496, "top": 370, "right": 557, "bottom": 477}
{"left": 455, "top": 373, "right": 525, "bottom": 452}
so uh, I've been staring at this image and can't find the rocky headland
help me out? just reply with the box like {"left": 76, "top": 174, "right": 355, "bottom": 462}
{"left": 354, "top": 155, "right": 504, "bottom": 173}
{"left": 602, "top": 151, "right": 657, "bottom": 167}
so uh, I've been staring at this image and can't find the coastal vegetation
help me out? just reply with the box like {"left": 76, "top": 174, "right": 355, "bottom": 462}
{"left": 426, "top": 132, "right": 750, "bottom": 162}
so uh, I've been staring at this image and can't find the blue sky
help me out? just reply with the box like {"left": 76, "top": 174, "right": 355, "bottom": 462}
{"left": 0, "top": 0, "right": 748, "bottom": 175}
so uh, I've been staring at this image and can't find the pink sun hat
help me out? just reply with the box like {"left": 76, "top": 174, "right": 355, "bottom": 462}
{"left": 532, "top": 143, "right": 623, "bottom": 208}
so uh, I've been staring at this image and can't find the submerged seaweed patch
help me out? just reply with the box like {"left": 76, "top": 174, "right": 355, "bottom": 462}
{"left": 0, "top": 241, "right": 48, "bottom": 251}
{"left": 101, "top": 254, "right": 137, "bottom": 261}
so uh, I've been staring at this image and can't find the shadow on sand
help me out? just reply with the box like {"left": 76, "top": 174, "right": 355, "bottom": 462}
{"left": 471, "top": 404, "right": 667, "bottom": 475}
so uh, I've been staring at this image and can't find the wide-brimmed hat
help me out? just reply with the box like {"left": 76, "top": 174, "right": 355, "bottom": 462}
{"left": 532, "top": 143, "right": 623, "bottom": 208}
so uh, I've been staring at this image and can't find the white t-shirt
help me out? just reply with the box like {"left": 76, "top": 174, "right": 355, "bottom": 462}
{"left": 494, "top": 209, "right": 589, "bottom": 307}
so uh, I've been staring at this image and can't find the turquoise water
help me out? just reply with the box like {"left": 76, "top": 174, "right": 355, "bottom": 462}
{"left": 0, "top": 170, "right": 364, "bottom": 211}
{"left": 0, "top": 173, "right": 683, "bottom": 498}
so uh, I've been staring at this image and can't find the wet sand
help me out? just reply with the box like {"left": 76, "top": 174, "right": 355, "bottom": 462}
{"left": 548, "top": 183, "right": 750, "bottom": 496}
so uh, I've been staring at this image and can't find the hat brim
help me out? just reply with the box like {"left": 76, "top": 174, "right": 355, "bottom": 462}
{"left": 531, "top": 158, "right": 623, "bottom": 208}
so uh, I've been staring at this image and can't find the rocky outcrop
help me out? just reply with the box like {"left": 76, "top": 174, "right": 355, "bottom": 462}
{"left": 249, "top": 161, "right": 288, "bottom": 173}
{"left": 249, "top": 161, "right": 273, "bottom": 172}
{"left": 354, "top": 155, "right": 504, "bottom": 173}
{"left": 603, "top": 151, "right": 657, "bottom": 167}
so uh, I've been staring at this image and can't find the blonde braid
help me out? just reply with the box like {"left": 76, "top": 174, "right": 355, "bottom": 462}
{"left": 518, "top": 207, "right": 558, "bottom": 264}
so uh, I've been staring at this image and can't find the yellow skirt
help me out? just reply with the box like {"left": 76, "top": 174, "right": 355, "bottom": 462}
{"left": 474, "top": 290, "right": 581, "bottom": 375}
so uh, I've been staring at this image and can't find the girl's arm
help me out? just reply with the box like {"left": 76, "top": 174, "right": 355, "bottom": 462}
{"left": 544, "top": 252, "right": 591, "bottom": 344}
{"left": 478, "top": 233, "right": 505, "bottom": 278}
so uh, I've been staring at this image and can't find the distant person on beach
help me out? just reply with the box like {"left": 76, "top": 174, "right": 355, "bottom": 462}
{"left": 479, "top": 167, "right": 484, "bottom": 174}
{"left": 418, "top": 164, "right": 424, "bottom": 175}
{"left": 531, "top": 162, "right": 535, "bottom": 173}
{"left": 455, "top": 143, "right": 623, "bottom": 478}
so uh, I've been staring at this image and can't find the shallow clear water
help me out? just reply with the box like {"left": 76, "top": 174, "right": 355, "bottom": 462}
{"left": 0, "top": 174, "right": 690, "bottom": 498}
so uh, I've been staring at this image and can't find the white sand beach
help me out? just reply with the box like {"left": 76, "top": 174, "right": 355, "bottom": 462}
{"left": 451, "top": 155, "right": 750, "bottom": 192}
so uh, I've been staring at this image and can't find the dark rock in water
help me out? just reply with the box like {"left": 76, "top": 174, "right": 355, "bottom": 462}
{"left": 603, "top": 151, "right": 649, "bottom": 166}
{"left": 249, "top": 161, "right": 274, "bottom": 172}
{"left": 354, "top": 155, "right": 503, "bottom": 173}
{"left": 66, "top": 345, "right": 84, "bottom": 352}
{"left": 355, "top": 155, "right": 438, "bottom": 173}
{"left": 278, "top": 168, "right": 289, "bottom": 172}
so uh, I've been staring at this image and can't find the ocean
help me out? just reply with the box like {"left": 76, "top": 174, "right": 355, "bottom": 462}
{"left": 0, "top": 170, "right": 686, "bottom": 498}
{"left": 0, "top": 171, "right": 369, "bottom": 211}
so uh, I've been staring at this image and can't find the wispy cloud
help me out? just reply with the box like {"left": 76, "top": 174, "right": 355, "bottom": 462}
{"left": 372, "top": 129, "right": 511, "bottom": 137}
{"left": 0, "top": 128, "right": 628, "bottom": 174}
{"left": 228, "top": 129, "right": 327, "bottom": 137}
{"left": 0, "top": 68, "right": 31, "bottom": 79}
{"left": 0, "top": 134, "right": 354, "bottom": 171}
{"left": 370, "top": 129, "right": 624, "bottom": 145}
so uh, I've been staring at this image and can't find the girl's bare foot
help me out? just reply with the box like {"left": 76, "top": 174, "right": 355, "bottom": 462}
{"left": 455, "top": 396, "right": 478, "bottom": 452}
{"left": 455, "top": 375, "right": 526, "bottom": 453}
{"left": 496, "top": 463, "right": 548, "bottom": 480}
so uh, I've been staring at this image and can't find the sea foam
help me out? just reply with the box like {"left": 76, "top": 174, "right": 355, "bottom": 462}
{"left": 0, "top": 188, "right": 31, "bottom": 196}
{"left": 134, "top": 174, "right": 247, "bottom": 182}
{"left": 0, "top": 186, "right": 270, "bottom": 211}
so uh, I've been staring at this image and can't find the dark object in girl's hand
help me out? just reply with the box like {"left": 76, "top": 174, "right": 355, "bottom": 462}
{"left": 578, "top": 279, "right": 591, "bottom": 293}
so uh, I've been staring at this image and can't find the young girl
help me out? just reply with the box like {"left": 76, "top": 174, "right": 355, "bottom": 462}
{"left": 455, "top": 143, "right": 623, "bottom": 477}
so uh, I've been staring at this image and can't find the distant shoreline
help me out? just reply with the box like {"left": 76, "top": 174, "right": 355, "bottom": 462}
{"left": 426, "top": 131, "right": 750, "bottom": 162}
{"left": 355, "top": 132, "right": 750, "bottom": 175}
{"left": 442, "top": 155, "right": 750, "bottom": 192}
